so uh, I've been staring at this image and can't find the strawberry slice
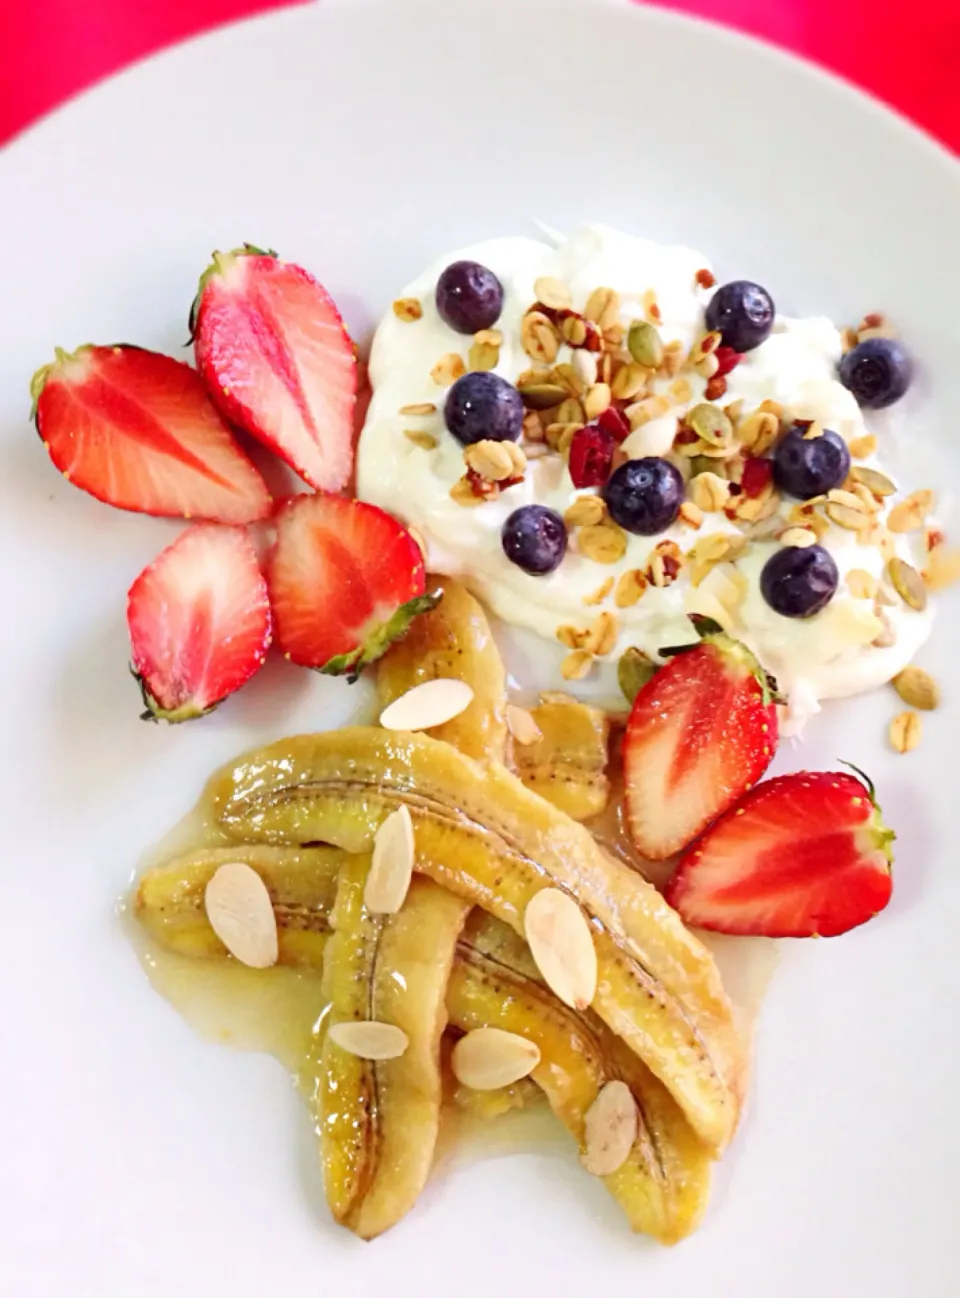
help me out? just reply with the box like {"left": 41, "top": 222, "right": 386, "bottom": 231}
{"left": 665, "top": 769, "right": 895, "bottom": 937}
{"left": 191, "top": 246, "right": 357, "bottom": 492}
{"left": 623, "top": 627, "right": 779, "bottom": 860}
{"left": 267, "top": 494, "right": 440, "bottom": 678}
{"left": 127, "top": 523, "right": 272, "bottom": 722}
{"left": 31, "top": 345, "right": 272, "bottom": 523}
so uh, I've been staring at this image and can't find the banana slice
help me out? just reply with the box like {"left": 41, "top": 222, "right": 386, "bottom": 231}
{"left": 511, "top": 698, "right": 611, "bottom": 821}
{"left": 206, "top": 729, "right": 744, "bottom": 1152}
{"left": 321, "top": 856, "right": 469, "bottom": 1239}
{"left": 449, "top": 912, "right": 711, "bottom": 1243}
{"left": 376, "top": 577, "right": 507, "bottom": 762}
{"left": 134, "top": 844, "right": 710, "bottom": 1242}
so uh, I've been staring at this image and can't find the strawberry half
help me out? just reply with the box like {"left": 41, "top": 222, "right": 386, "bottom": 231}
{"left": 267, "top": 494, "right": 440, "bottom": 678}
{"left": 623, "top": 628, "right": 778, "bottom": 860}
{"left": 191, "top": 246, "right": 357, "bottom": 492}
{"left": 127, "top": 523, "right": 272, "bottom": 722}
{"left": 31, "top": 345, "right": 272, "bottom": 523}
{"left": 665, "top": 769, "right": 895, "bottom": 937}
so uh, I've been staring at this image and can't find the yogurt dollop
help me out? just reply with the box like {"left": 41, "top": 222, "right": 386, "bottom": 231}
{"left": 356, "top": 224, "right": 934, "bottom": 728}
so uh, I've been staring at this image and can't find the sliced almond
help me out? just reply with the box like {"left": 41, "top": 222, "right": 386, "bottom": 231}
{"left": 524, "top": 888, "right": 598, "bottom": 1012}
{"left": 365, "top": 805, "right": 415, "bottom": 914}
{"left": 328, "top": 1020, "right": 409, "bottom": 1060}
{"left": 888, "top": 489, "right": 935, "bottom": 534}
{"left": 379, "top": 678, "right": 474, "bottom": 731}
{"left": 924, "top": 545, "right": 960, "bottom": 591}
{"left": 505, "top": 703, "right": 543, "bottom": 746}
{"left": 581, "top": 1080, "right": 638, "bottom": 1177}
{"left": 204, "top": 862, "right": 278, "bottom": 969}
{"left": 451, "top": 1028, "right": 541, "bottom": 1090}
{"left": 892, "top": 666, "right": 940, "bottom": 711}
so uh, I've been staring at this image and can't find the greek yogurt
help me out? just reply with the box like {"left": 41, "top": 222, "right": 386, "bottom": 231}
{"left": 356, "top": 224, "right": 935, "bottom": 728}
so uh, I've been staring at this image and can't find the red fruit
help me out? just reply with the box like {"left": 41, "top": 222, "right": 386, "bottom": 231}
{"left": 623, "top": 630, "right": 778, "bottom": 860}
{"left": 714, "top": 345, "right": 743, "bottom": 377}
{"left": 741, "top": 456, "right": 773, "bottom": 498}
{"left": 127, "top": 524, "right": 272, "bottom": 722}
{"left": 191, "top": 246, "right": 357, "bottom": 492}
{"left": 267, "top": 494, "right": 440, "bottom": 678}
{"left": 31, "top": 345, "right": 272, "bottom": 523}
{"left": 596, "top": 406, "right": 631, "bottom": 444}
{"left": 569, "top": 425, "right": 615, "bottom": 488}
{"left": 665, "top": 769, "right": 895, "bottom": 937}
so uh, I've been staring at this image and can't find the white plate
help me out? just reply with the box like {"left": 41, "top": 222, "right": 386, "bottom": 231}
{"left": 1, "top": 2, "right": 958, "bottom": 1294}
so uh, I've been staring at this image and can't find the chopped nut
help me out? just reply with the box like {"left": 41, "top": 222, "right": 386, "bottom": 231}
{"left": 522, "top": 410, "right": 545, "bottom": 442}
{"left": 668, "top": 377, "right": 693, "bottom": 404}
{"left": 545, "top": 421, "right": 584, "bottom": 449}
{"left": 857, "top": 311, "right": 897, "bottom": 341}
{"left": 579, "top": 522, "right": 628, "bottom": 564}
{"left": 582, "top": 611, "right": 619, "bottom": 656}
{"left": 561, "top": 314, "right": 589, "bottom": 347}
{"left": 694, "top": 352, "right": 720, "bottom": 379}
{"left": 582, "top": 383, "right": 612, "bottom": 420}
{"left": 848, "top": 433, "right": 878, "bottom": 459}
{"left": 399, "top": 402, "right": 437, "bottom": 416}
{"left": 678, "top": 500, "right": 704, "bottom": 529}
{"left": 826, "top": 502, "right": 871, "bottom": 532}
{"left": 737, "top": 410, "right": 780, "bottom": 455}
{"left": 564, "top": 495, "right": 607, "bottom": 528}
{"left": 625, "top": 394, "right": 671, "bottom": 430}
{"left": 393, "top": 297, "right": 423, "bottom": 322}
{"left": 464, "top": 439, "right": 526, "bottom": 482}
{"left": 871, "top": 610, "right": 897, "bottom": 647}
{"left": 614, "top": 569, "right": 648, "bottom": 608}
{"left": 610, "top": 362, "right": 649, "bottom": 402}
{"left": 505, "top": 704, "right": 544, "bottom": 746}
{"left": 561, "top": 649, "right": 594, "bottom": 681}
{"left": 468, "top": 333, "right": 500, "bottom": 371}
{"left": 557, "top": 424, "right": 579, "bottom": 457}
{"left": 850, "top": 465, "right": 896, "bottom": 498}
{"left": 521, "top": 310, "right": 561, "bottom": 364}
{"left": 556, "top": 624, "right": 584, "bottom": 650}
{"left": 449, "top": 477, "right": 487, "bottom": 507}
{"left": 551, "top": 362, "right": 587, "bottom": 398}
{"left": 556, "top": 396, "right": 585, "bottom": 425}
{"left": 431, "top": 352, "right": 466, "bottom": 386}
{"left": 583, "top": 577, "right": 614, "bottom": 606}
{"left": 780, "top": 527, "right": 818, "bottom": 549}
{"left": 690, "top": 471, "right": 730, "bottom": 512}
{"left": 889, "top": 709, "right": 922, "bottom": 754}
{"left": 534, "top": 275, "right": 571, "bottom": 310}
{"left": 403, "top": 428, "right": 439, "bottom": 450}
{"left": 847, "top": 568, "right": 879, "bottom": 599}
{"left": 892, "top": 665, "right": 940, "bottom": 711}
{"left": 660, "top": 339, "right": 685, "bottom": 377}
{"left": 584, "top": 287, "right": 621, "bottom": 331}
{"left": 641, "top": 288, "right": 662, "bottom": 325}
{"left": 923, "top": 545, "right": 960, "bottom": 591}
{"left": 887, "top": 489, "right": 935, "bottom": 534}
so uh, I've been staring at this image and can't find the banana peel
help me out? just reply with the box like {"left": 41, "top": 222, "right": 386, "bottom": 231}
{"left": 134, "top": 843, "right": 710, "bottom": 1243}
{"left": 376, "top": 577, "right": 507, "bottom": 763}
{"left": 512, "top": 698, "right": 611, "bottom": 821}
{"left": 320, "top": 857, "right": 469, "bottom": 1239}
{"left": 206, "top": 729, "right": 745, "bottom": 1152}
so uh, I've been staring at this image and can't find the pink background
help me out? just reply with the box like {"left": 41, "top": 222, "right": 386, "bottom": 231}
{"left": 2, "top": 0, "right": 959, "bottom": 151}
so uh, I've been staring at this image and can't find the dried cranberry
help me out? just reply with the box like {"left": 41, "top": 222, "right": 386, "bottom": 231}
{"left": 714, "top": 345, "right": 743, "bottom": 377}
{"left": 596, "top": 406, "right": 631, "bottom": 443}
{"left": 741, "top": 456, "right": 773, "bottom": 498}
{"left": 569, "top": 426, "right": 615, "bottom": 488}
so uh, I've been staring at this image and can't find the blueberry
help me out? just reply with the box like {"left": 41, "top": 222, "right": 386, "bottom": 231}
{"left": 760, "top": 544, "right": 839, "bottom": 618}
{"left": 435, "top": 260, "right": 504, "bottom": 334}
{"left": 602, "top": 458, "right": 684, "bottom": 535}
{"left": 501, "top": 505, "right": 567, "bottom": 576}
{"left": 838, "top": 337, "right": 913, "bottom": 409}
{"left": 705, "top": 280, "right": 775, "bottom": 352}
{"left": 444, "top": 372, "right": 523, "bottom": 446}
{"left": 773, "top": 424, "right": 851, "bottom": 500}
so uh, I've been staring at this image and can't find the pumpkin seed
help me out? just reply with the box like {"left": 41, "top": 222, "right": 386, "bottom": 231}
{"left": 687, "top": 403, "right": 733, "bottom": 446}
{"left": 887, "top": 557, "right": 928, "bottom": 611}
{"left": 889, "top": 710, "right": 922, "bottom": 754}
{"left": 851, "top": 465, "right": 896, "bottom": 497}
{"left": 627, "top": 320, "right": 664, "bottom": 369}
{"left": 618, "top": 647, "right": 656, "bottom": 703}
{"left": 519, "top": 383, "right": 568, "bottom": 411}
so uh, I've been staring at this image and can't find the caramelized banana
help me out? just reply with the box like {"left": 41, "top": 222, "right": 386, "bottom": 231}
{"left": 512, "top": 698, "right": 611, "bottom": 820}
{"left": 134, "top": 844, "right": 341, "bottom": 965}
{"left": 376, "top": 576, "right": 507, "bottom": 762}
{"left": 449, "top": 912, "right": 711, "bottom": 1243}
{"left": 134, "top": 844, "right": 710, "bottom": 1241}
{"left": 207, "top": 730, "right": 744, "bottom": 1151}
{"left": 321, "top": 858, "right": 469, "bottom": 1239}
